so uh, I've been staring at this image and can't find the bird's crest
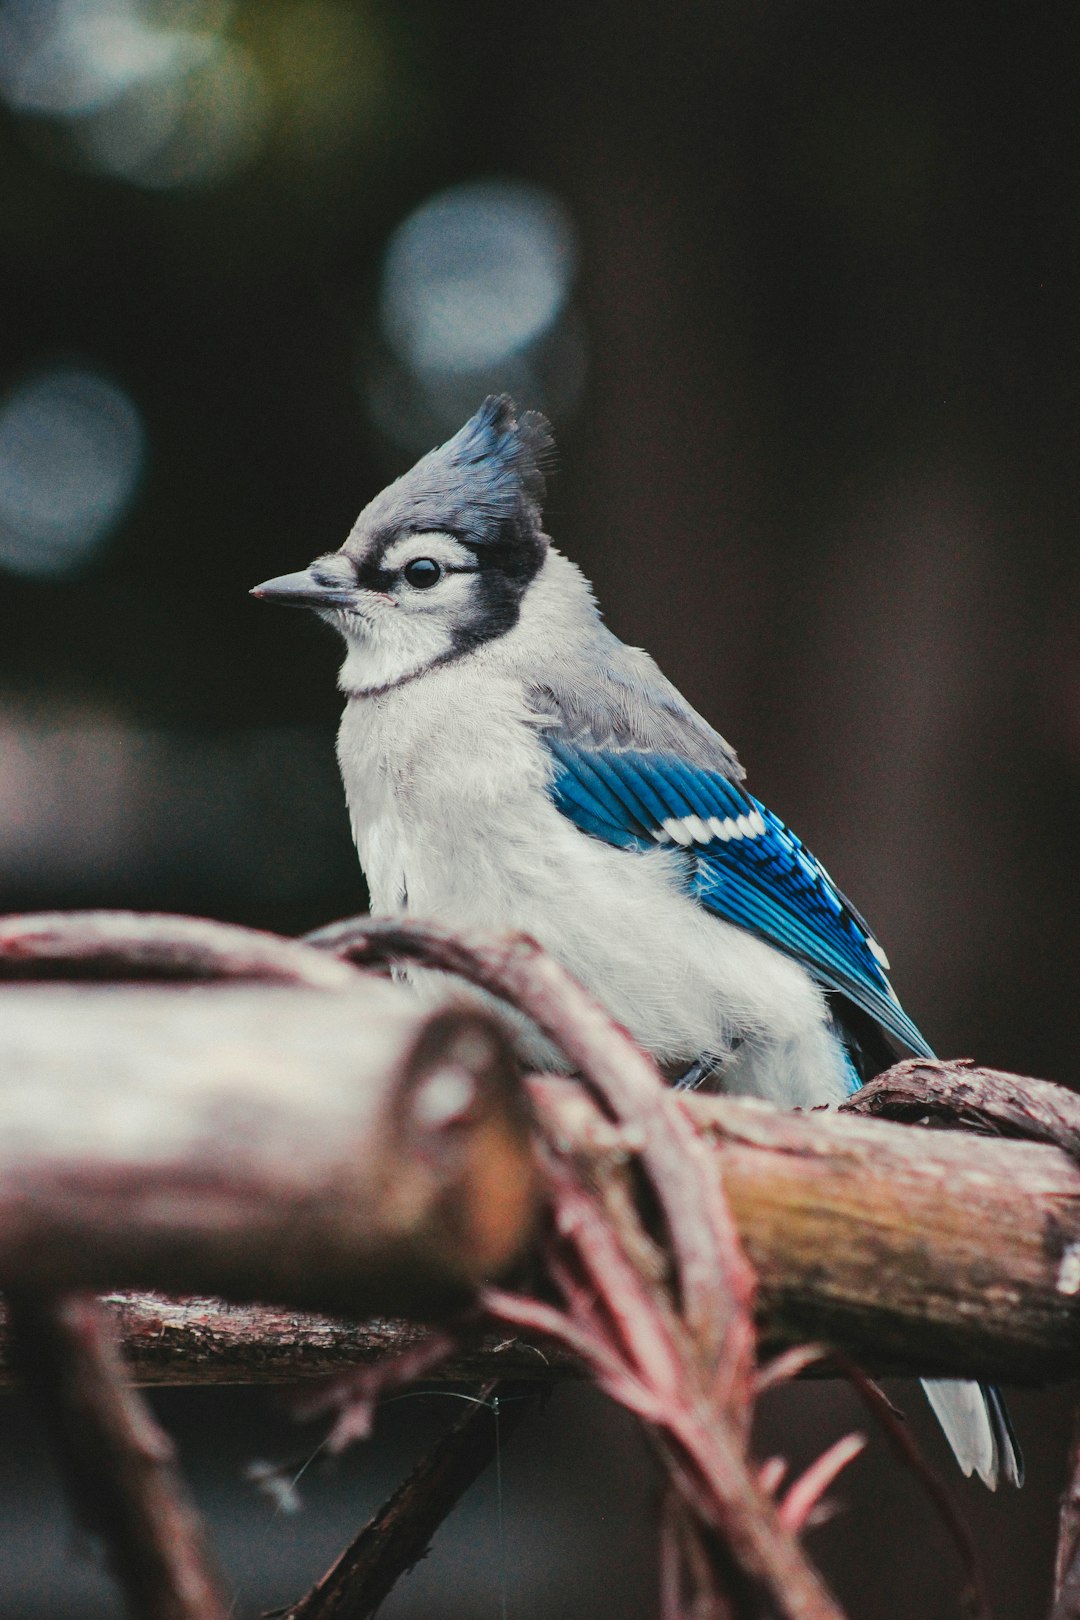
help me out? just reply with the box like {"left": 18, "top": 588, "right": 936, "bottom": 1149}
{"left": 454, "top": 393, "right": 554, "bottom": 515}
{"left": 349, "top": 396, "right": 554, "bottom": 565}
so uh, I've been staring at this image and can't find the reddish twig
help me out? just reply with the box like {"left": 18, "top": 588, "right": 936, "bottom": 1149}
{"left": 754, "top": 1347, "right": 830, "bottom": 1397}
{"left": 543, "top": 1152, "right": 686, "bottom": 1398}
{"left": 838, "top": 1361, "right": 988, "bottom": 1620}
{"left": 486, "top": 1189, "right": 854, "bottom": 1620}
{"left": 482, "top": 1272, "right": 849, "bottom": 1619}
{"left": 7, "top": 1290, "right": 229, "bottom": 1620}
{"left": 1052, "top": 1405, "right": 1080, "bottom": 1619}
{"left": 776, "top": 1435, "right": 865, "bottom": 1534}
{"left": 0, "top": 910, "right": 361, "bottom": 990}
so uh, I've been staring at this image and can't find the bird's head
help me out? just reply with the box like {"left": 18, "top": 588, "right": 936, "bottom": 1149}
{"left": 251, "top": 395, "right": 553, "bottom": 694}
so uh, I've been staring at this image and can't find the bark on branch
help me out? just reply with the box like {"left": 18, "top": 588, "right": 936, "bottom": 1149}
{"left": 0, "top": 981, "right": 538, "bottom": 1318}
{"left": 0, "top": 1037, "right": 1078, "bottom": 1382}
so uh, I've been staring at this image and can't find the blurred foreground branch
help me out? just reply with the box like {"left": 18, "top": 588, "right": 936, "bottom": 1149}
{"left": 4, "top": 909, "right": 1080, "bottom": 1620}
{"left": 0, "top": 980, "right": 537, "bottom": 1319}
{"left": 7, "top": 1291, "right": 229, "bottom": 1620}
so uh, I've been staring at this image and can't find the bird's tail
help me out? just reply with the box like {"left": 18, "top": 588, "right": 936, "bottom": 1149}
{"left": 920, "top": 1378, "right": 1024, "bottom": 1489}
{"left": 827, "top": 1019, "right": 1022, "bottom": 1489}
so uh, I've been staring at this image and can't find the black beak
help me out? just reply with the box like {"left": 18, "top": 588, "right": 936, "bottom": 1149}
{"left": 250, "top": 569, "right": 355, "bottom": 609}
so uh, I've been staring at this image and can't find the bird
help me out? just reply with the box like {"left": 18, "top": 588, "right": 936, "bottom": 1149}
{"left": 252, "top": 393, "right": 1021, "bottom": 1490}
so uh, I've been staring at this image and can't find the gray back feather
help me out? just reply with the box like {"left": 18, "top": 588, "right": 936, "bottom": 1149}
{"left": 527, "top": 626, "right": 744, "bottom": 779}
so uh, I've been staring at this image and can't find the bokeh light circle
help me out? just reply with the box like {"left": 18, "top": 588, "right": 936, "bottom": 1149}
{"left": 379, "top": 179, "right": 578, "bottom": 375}
{"left": 0, "top": 367, "right": 146, "bottom": 578}
{"left": 0, "top": 1, "right": 267, "bottom": 190}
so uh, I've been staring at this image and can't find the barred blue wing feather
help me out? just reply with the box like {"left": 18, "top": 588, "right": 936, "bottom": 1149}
{"left": 544, "top": 738, "right": 933, "bottom": 1059}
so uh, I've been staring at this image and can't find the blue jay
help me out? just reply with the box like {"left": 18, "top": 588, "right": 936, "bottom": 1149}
{"left": 252, "top": 394, "right": 1021, "bottom": 1489}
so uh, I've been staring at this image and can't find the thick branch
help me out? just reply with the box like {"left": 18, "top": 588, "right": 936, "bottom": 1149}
{"left": 0, "top": 1077, "right": 1075, "bottom": 1385}
{"left": 2, "top": 979, "right": 1079, "bottom": 1379}
{"left": 0, "top": 982, "right": 537, "bottom": 1318}
{"left": 653, "top": 1083, "right": 1080, "bottom": 1382}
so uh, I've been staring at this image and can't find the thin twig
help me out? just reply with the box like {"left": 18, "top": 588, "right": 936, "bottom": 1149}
{"left": 753, "top": 1347, "right": 829, "bottom": 1397}
{"left": 776, "top": 1435, "right": 865, "bottom": 1534}
{"left": 1052, "top": 1404, "right": 1080, "bottom": 1619}
{"left": 272, "top": 1381, "right": 541, "bottom": 1620}
{"left": 7, "top": 1290, "right": 229, "bottom": 1620}
{"left": 0, "top": 909, "right": 362, "bottom": 989}
{"left": 838, "top": 1360, "right": 989, "bottom": 1620}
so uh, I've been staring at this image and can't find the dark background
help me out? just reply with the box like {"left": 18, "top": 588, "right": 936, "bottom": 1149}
{"left": 1, "top": 1, "right": 1077, "bottom": 1614}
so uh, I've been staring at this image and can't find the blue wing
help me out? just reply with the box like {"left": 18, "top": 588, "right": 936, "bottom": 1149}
{"left": 544, "top": 737, "right": 932, "bottom": 1058}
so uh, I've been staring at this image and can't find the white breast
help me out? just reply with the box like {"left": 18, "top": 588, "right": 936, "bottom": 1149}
{"left": 333, "top": 559, "right": 853, "bottom": 1108}
{"left": 336, "top": 654, "right": 545, "bottom": 915}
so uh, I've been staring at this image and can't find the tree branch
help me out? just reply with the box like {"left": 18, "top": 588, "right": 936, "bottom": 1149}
{"left": 5, "top": 907, "right": 1079, "bottom": 1619}
{"left": 273, "top": 1382, "right": 541, "bottom": 1620}
{"left": 0, "top": 909, "right": 362, "bottom": 990}
{"left": 7, "top": 1290, "right": 229, "bottom": 1620}
{"left": 843, "top": 1056, "right": 1080, "bottom": 1151}
{"left": 0, "top": 1077, "right": 1078, "bottom": 1383}
{"left": 0, "top": 981, "right": 538, "bottom": 1319}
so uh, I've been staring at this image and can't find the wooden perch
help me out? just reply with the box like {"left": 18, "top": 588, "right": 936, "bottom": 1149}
{"left": 4, "top": 910, "right": 1076, "bottom": 1385}
{"left": 0, "top": 1019, "right": 1079, "bottom": 1380}
{"left": 667, "top": 1081, "right": 1080, "bottom": 1382}
{"left": 0, "top": 981, "right": 538, "bottom": 1318}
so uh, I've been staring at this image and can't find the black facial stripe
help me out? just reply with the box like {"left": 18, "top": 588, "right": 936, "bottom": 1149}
{"left": 347, "top": 515, "right": 543, "bottom": 658}
{"left": 421, "top": 521, "right": 543, "bottom": 653}
{"left": 351, "top": 507, "right": 542, "bottom": 570}
{"left": 354, "top": 559, "right": 480, "bottom": 591}
{"left": 354, "top": 560, "right": 397, "bottom": 593}
{"left": 446, "top": 563, "right": 528, "bottom": 655}
{"left": 351, "top": 525, "right": 419, "bottom": 587}
{"left": 476, "top": 517, "right": 546, "bottom": 585}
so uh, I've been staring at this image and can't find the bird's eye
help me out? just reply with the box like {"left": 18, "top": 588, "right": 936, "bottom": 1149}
{"left": 403, "top": 557, "right": 442, "bottom": 589}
